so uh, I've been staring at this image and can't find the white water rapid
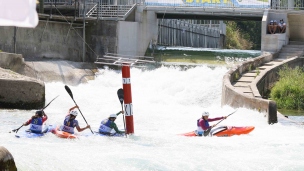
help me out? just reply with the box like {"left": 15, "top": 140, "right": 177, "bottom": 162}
{"left": 1, "top": 65, "right": 304, "bottom": 170}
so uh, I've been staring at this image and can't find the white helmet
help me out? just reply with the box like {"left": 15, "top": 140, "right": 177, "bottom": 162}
{"left": 70, "top": 110, "right": 78, "bottom": 116}
{"left": 109, "top": 114, "right": 117, "bottom": 118}
{"left": 202, "top": 111, "right": 209, "bottom": 116}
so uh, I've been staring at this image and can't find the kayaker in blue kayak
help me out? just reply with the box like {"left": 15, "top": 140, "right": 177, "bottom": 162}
{"left": 61, "top": 105, "right": 90, "bottom": 134}
{"left": 99, "top": 111, "right": 125, "bottom": 135}
{"left": 196, "top": 111, "right": 227, "bottom": 136}
{"left": 23, "top": 110, "right": 48, "bottom": 133}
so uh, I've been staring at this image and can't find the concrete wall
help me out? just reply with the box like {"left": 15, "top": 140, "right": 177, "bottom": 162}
{"left": 86, "top": 20, "right": 118, "bottom": 60}
{"left": 117, "top": 21, "right": 139, "bottom": 56}
{"left": 116, "top": 8, "right": 158, "bottom": 57}
{"left": 0, "top": 52, "right": 24, "bottom": 72}
{"left": 222, "top": 52, "right": 304, "bottom": 124}
{"left": 288, "top": 14, "right": 304, "bottom": 41}
{"left": 0, "top": 20, "right": 83, "bottom": 61}
{"left": 261, "top": 10, "right": 289, "bottom": 53}
{"left": 0, "top": 52, "right": 45, "bottom": 109}
{"left": 222, "top": 52, "right": 278, "bottom": 124}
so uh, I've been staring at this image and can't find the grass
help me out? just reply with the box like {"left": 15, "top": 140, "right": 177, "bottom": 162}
{"left": 270, "top": 65, "right": 304, "bottom": 110}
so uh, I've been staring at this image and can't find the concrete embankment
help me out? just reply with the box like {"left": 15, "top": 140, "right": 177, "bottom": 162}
{"left": 0, "top": 52, "right": 97, "bottom": 110}
{"left": 222, "top": 43, "right": 304, "bottom": 124}
{"left": 0, "top": 52, "right": 45, "bottom": 109}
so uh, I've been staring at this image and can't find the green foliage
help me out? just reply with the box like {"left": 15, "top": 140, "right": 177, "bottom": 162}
{"left": 225, "top": 21, "right": 261, "bottom": 50}
{"left": 270, "top": 66, "right": 304, "bottom": 110}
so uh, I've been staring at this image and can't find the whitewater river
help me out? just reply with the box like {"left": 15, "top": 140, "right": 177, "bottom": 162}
{"left": 1, "top": 62, "right": 304, "bottom": 170}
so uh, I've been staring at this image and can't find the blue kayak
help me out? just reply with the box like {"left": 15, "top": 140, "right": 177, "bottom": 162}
{"left": 15, "top": 125, "right": 50, "bottom": 138}
{"left": 94, "top": 131, "right": 125, "bottom": 137}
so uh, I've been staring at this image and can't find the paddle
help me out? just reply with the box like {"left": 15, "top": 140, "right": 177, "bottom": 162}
{"left": 10, "top": 95, "right": 59, "bottom": 133}
{"left": 117, "top": 88, "right": 127, "bottom": 137}
{"left": 203, "top": 109, "right": 238, "bottom": 137}
{"left": 64, "top": 85, "right": 94, "bottom": 134}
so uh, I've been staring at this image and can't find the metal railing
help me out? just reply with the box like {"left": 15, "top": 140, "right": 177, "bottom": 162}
{"left": 42, "top": 0, "right": 304, "bottom": 20}
{"left": 95, "top": 53, "right": 155, "bottom": 67}
{"left": 86, "top": 4, "right": 136, "bottom": 18}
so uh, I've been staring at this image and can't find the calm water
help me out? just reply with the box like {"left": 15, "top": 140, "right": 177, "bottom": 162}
{"left": 149, "top": 47, "right": 261, "bottom": 66}
{"left": 1, "top": 48, "right": 304, "bottom": 170}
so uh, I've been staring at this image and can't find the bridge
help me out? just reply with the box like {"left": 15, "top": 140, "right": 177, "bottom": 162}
{"left": 0, "top": 0, "right": 303, "bottom": 64}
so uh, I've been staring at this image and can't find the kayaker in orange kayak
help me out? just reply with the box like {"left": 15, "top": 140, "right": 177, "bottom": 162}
{"left": 61, "top": 105, "right": 90, "bottom": 134}
{"left": 98, "top": 111, "right": 125, "bottom": 135}
{"left": 23, "top": 110, "right": 48, "bottom": 133}
{"left": 196, "top": 111, "right": 227, "bottom": 136}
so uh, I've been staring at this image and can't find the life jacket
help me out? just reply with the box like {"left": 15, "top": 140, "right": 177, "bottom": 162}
{"left": 99, "top": 119, "right": 113, "bottom": 133}
{"left": 29, "top": 117, "right": 43, "bottom": 133}
{"left": 196, "top": 118, "right": 210, "bottom": 136}
{"left": 62, "top": 116, "right": 78, "bottom": 134}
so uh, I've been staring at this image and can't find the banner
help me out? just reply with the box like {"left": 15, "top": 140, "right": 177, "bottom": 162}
{"left": 0, "top": 0, "right": 38, "bottom": 28}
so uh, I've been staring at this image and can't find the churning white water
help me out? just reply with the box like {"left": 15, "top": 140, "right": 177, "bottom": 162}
{"left": 1, "top": 65, "right": 304, "bottom": 171}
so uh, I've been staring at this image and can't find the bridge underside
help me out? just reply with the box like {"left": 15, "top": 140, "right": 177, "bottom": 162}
{"left": 156, "top": 13, "right": 262, "bottom": 21}
{"left": 146, "top": 7, "right": 265, "bottom": 21}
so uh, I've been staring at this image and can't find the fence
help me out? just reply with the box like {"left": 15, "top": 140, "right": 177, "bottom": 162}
{"left": 157, "top": 19, "right": 224, "bottom": 48}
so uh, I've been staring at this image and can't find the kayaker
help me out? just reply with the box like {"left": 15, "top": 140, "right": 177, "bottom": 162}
{"left": 98, "top": 111, "right": 125, "bottom": 135}
{"left": 196, "top": 111, "right": 227, "bottom": 136}
{"left": 23, "top": 110, "right": 48, "bottom": 133}
{"left": 61, "top": 105, "right": 90, "bottom": 134}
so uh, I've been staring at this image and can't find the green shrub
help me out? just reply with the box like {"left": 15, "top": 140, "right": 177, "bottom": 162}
{"left": 270, "top": 66, "right": 304, "bottom": 110}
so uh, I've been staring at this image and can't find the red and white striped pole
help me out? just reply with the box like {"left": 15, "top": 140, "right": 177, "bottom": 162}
{"left": 122, "top": 64, "right": 134, "bottom": 134}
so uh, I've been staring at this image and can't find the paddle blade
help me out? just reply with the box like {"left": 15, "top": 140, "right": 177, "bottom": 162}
{"left": 117, "top": 88, "right": 124, "bottom": 104}
{"left": 65, "top": 85, "right": 74, "bottom": 99}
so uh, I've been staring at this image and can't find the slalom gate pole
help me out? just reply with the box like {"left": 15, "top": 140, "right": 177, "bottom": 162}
{"left": 122, "top": 64, "right": 134, "bottom": 134}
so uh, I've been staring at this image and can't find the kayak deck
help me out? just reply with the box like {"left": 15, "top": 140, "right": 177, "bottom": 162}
{"left": 15, "top": 126, "right": 49, "bottom": 138}
{"left": 51, "top": 126, "right": 77, "bottom": 139}
{"left": 181, "top": 126, "right": 255, "bottom": 137}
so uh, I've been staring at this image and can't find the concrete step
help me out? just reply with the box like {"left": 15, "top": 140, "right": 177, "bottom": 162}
{"left": 289, "top": 41, "right": 304, "bottom": 45}
{"left": 283, "top": 44, "right": 304, "bottom": 48}
{"left": 278, "top": 53, "right": 302, "bottom": 59}
{"left": 237, "top": 77, "right": 255, "bottom": 82}
{"left": 280, "top": 49, "right": 304, "bottom": 53}
{"left": 232, "top": 81, "right": 251, "bottom": 87}
{"left": 242, "top": 73, "right": 256, "bottom": 77}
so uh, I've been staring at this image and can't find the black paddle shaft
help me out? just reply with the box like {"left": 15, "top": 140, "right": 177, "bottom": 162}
{"left": 64, "top": 85, "right": 94, "bottom": 134}
{"left": 117, "top": 88, "right": 127, "bottom": 137}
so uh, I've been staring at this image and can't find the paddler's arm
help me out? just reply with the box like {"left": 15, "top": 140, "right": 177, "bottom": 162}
{"left": 115, "top": 111, "right": 124, "bottom": 116}
{"left": 76, "top": 125, "right": 91, "bottom": 132}
{"left": 110, "top": 122, "right": 125, "bottom": 134}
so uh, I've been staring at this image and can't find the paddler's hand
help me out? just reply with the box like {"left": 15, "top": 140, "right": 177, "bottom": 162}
{"left": 223, "top": 116, "right": 227, "bottom": 119}
{"left": 121, "top": 111, "right": 124, "bottom": 114}
{"left": 86, "top": 125, "right": 91, "bottom": 129}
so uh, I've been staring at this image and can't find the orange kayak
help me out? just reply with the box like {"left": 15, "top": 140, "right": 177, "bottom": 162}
{"left": 51, "top": 126, "right": 77, "bottom": 139}
{"left": 181, "top": 126, "right": 255, "bottom": 137}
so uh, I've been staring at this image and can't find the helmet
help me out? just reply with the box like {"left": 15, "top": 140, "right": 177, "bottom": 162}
{"left": 70, "top": 110, "right": 78, "bottom": 116}
{"left": 36, "top": 110, "right": 43, "bottom": 117}
{"left": 202, "top": 111, "right": 209, "bottom": 116}
{"left": 109, "top": 114, "right": 117, "bottom": 118}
